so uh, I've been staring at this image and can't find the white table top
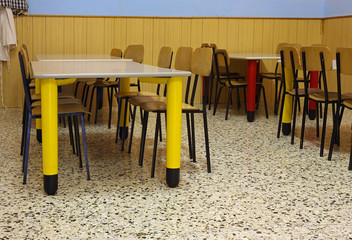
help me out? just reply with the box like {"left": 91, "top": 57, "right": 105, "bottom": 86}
{"left": 35, "top": 54, "right": 132, "bottom": 62}
{"left": 31, "top": 61, "right": 191, "bottom": 79}
{"left": 229, "top": 53, "right": 280, "bottom": 60}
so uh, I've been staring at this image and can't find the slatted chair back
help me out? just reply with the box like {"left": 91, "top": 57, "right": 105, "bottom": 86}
{"left": 124, "top": 45, "right": 144, "bottom": 63}
{"left": 301, "top": 46, "right": 332, "bottom": 72}
{"left": 175, "top": 47, "right": 192, "bottom": 71}
{"left": 110, "top": 48, "right": 122, "bottom": 57}
{"left": 158, "top": 46, "right": 173, "bottom": 68}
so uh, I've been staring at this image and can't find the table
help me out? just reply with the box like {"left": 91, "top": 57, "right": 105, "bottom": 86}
{"left": 31, "top": 60, "right": 191, "bottom": 195}
{"left": 229, "top": 53, "right": 280, "bottom": 122}
{"left": 35, "top": 54, "right": 132, "bottom": 62}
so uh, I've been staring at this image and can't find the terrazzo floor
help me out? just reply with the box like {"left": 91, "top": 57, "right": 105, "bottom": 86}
{"left": 0, "top": 103, "right": 352, "bottom": 239}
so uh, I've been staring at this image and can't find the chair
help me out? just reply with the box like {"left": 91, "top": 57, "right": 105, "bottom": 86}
{"left": 213, "top": 49, "right": 268, "bottom": 120}
{"left": 127, "top": 47, "right": 188, "bottom": 155}
{"left": 19, "top": 51, "right": 91, "bottom": 184}
{"left": 328, "top": 47, "right": 352, "bottom": 169}
{"left": 82, "top": 48, "right": 123, "bottom": 128}
{"left": 137, "top": 47, "right": 212, "bottom": 178}
{"left": 257, "top": 43, "right": 287, "bottom": 115}
{"left": 276, "top": 46, "right": 322, "bottom": 144}
{"left": 300, "top": 46, "right": 336, "bottom": 157}
{"left": 114, "top": 46, "right": 171, "bottom": 151}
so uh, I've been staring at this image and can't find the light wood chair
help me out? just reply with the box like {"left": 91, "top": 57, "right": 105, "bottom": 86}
{"left": 19, "top": 51, "right": 91, "bottom": 184}
{"left": 83, "top": 48, "right": 123, "bottom": 128}
{"left": 328, "top": 47, "right": 352, "bottom": 169}
{"left": 276, "top": 46, "right": 322, "bottom": 143}
{"left": 114, "top": 46, "right": 171, "bottom": 151}
{"left": 137, "top": 47, "right": 212, "bottom": 178}
{"left": 300, "top": 46, "right": 337, "bottom": 157}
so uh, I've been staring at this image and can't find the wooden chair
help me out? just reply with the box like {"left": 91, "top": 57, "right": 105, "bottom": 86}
{"left": 257, "top": 43, "right": 287, "bottom": 115}
{"left": 276, "top": 46, "right": 322, "bottom": 143}
{"left": 19, "top": 51, "right": 91, "bottom": 184}
{"left": 83, "top": 48, "right": 123, "bottom": 128}
{"left": 127, "top": 47, "right": 189, "bottom": 155}
{"left": 328, "top": 47, "right": 352, "bottom": 169}
{"left": 137, "top": 47, "right": 212, "bottom": 178}
{"left": 213, "top": 49, "right": 268, "bottom": 120}
{"left": 300, "top": 46, "right": 336, "bottom": 157}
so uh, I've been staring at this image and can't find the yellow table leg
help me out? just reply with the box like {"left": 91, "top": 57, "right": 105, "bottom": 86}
{"left": 166, "top": 76, "right": 182, "bottom": 187}
{"left": 35, "top": 79, "right": 42, "bottom": 143}
{"left": 282, "top": 67, "right": 293, "bottom": 135}
{"left": 41, "top": 78, "right": 58, "bottom": 195}
{"left": 119, "top": 77, "right": 130, "bottom": 128}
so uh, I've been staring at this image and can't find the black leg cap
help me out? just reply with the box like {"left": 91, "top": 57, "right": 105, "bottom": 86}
{"left": 308, "top": 109, "right": 316, "bottom": 120}
{"left": 282, "top": 123, "right": 291, "bottom": 136}
{"left": 119, "top": 127, "right": 128, "bottom": 140}
{"left": 166, "top": 168, "right": 180, "bottom": 188}
{"left": 247, "top": 111, "right": 255, "bottom": 122}
{"left": 36, "top": 129, "right": 42, "bottom": 143}
{"left": 44, "top": 175, "right": 58, "bottom": 195}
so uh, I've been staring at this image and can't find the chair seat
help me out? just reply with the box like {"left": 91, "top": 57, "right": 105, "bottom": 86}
{"left": 343, "top": 99, "right": 352, "bottom": 109}
{"left": 115, "top": 91, "right": 157, "bottom": 99}
{"left": 75, "top": 78, "right": 96, "bottom": 83}
{"left": 309, "top": 92, "right": 339, "bottom": 102}
{"left": 31, "top": 97, "right": 82, "bottom": 108}
{"left": 139, "top": 100, "right": 199, "bottom": 112}
{"left": 225, "top": 79, "right": 247, "bottom": 87}
{"left": 129, "top": 96, "right": 166, "bottom": 106}
{"left": 287, "top": 87, "right": 322, "bottom": 96}
{"left": 31, "top": 93, "right": 76, "bottom": 101}
{"left": 32, "top": 103, "right": 90, "bottom": 117}
{"left": 258, "top": 72, "right": 282, "bottom": 79}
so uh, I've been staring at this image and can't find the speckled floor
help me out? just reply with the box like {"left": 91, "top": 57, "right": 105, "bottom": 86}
{"left": 1, "top": 103, "right": 352, "bottom": 239}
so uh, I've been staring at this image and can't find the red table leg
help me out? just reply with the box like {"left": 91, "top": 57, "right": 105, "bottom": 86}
{"left": 247, "top": 60, "right": 257, "bottom": 122}
{"left": 309, "top": 71, "right": 319, "bottom": 120}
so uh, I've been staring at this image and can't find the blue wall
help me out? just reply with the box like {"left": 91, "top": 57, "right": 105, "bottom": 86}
{"left": 324, "top": 0, "right": 352, "bottom": 17}
{"left": 27, "top": 0, "right": 326, "bottom": 18}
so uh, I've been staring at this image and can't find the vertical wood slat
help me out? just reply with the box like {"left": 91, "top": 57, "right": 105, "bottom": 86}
{"left": 4, "top": 15, "right": 350, "bottom": 108}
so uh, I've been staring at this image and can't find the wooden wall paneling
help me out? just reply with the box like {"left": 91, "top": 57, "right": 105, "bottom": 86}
{"left": 307, "top": 19, "right": 323, "bottom": 46}
{"left": 73, "top": 17, "right": 87, "bottom": 54}
{"left": 126, "top": 18, "right": 144, "bottom": 45}
{"left": 45, "top": 17, "right": 64, "bottom": 54}
{"left": 32, "top": 16, "right": 46, "bottom": 55}
{"left": 202, "top": 19, "right": 219, "bottom": 47}
{"left": 151, "top": 18, "right": 165, "bottom": 66}
{"left": 181, "top": 19, "right": 191, "bottom": 47}
{"left": 140, "top": 18, "right": 155, "bottom": 93}
{"left": 217, "top": 19, "right": 228, "bottom": 49}
{"left": 87, "top": 17, "right": 105, "bottom": 54}
{"left": 63, "top": 17, "right": 74, "bottom": 54}
{"left": 226, "top": 19, "right": 239, "bottom": 52}
{"left": 296, "top": 19, "right": 308, "bottom": 47}
{"left": 190, "top": 19, "right": 203, "bottom": 50}
{"left": 114, "top": 18, "right": 127, "bottom": 51}
{"left": 104, "top": 18, "right": 115, "bottom": 54}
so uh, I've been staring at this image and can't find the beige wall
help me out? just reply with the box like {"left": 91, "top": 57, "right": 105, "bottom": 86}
{"left": 323, "top": 16, "right": 352, "bottom": 92}
{"left": 1, "top": 16, "right": 324, "bottom": 107}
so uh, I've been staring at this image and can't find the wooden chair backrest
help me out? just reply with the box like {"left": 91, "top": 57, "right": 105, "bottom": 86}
{"left": 301, "top": 46, "right": 332, "bottom": 71}
{"left": 158, "top": 46, "right": 173, "bottom": 68}
{"left": 124, "top": 45, "right": 144, "bottom": 63}
{"left": 215, "top": 49, "right": 229, "bottom": 68}
{"left": 175, "top": 47, "right": 192, "bottom": 71}
{"left": 19, "top": 47, "right": 30, "bottom": 80}
{"left": 336, "top": 47, "right": 352, "bottom": 75}
{"left": 201, "top": 43, "right": 209, "bottom": 48}
{"left": 110, "top": 48, "right": 122, "bottom": 57}
{"left": 281, "top": 46, "right": 300, "bottom": 70}
{"left": 191, "top": 47, "right": 213, "bottom": 77}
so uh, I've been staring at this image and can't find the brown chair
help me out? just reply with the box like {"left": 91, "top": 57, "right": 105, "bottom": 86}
{"left": 300, "top": 46, "right": 337, "bottom": 157}
{"left": 213, "top": 49, "right": 268, "bottom": 120}
{"left": 84, "top": 48, "right": 123, "bottom": 128}
{"left": 127, "top": 47, "right": 189, "bottom": 155}
{"left": 137, "top": 47, "right": 212, "bottom": 178}
{"left": 328, "top": 47, "right": 352, "bottom": 169}
{"left": 276, "top": 46, "right": 322, "bottom": 144}
{"left": 257, "top": 43, "right": 287, "bottom": 115}
{"left": 19, "top": 51, "right": 91, "bottom": 184}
